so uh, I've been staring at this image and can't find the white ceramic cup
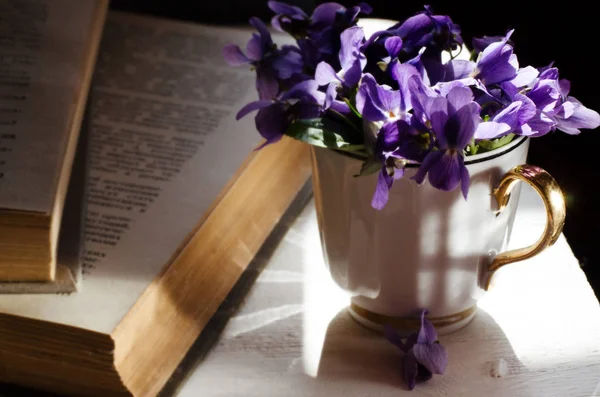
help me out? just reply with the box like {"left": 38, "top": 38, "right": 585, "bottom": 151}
{"left": 311, "top": 136, "right": 565, "bottom": 334}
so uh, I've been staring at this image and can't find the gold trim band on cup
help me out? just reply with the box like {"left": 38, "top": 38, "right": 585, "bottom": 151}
{"left": 350, "top": 303, "right": 477, "bottom": 330}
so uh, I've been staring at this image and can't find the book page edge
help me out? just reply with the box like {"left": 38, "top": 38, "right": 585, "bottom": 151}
{"left": 46, "top": 0, "right": 109, "bottom": 280}
{"left": 110, "top": 137, "right": 312, "bottom": 396}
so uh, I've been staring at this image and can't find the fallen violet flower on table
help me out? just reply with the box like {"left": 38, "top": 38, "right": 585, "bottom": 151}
{"left": 385, "top": 310, "right": 448, "bottom": 390}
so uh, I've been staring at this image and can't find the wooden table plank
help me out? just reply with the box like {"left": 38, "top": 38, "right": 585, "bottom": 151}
{"left": 176, "top": 185, "right": 600, "bottom": 397}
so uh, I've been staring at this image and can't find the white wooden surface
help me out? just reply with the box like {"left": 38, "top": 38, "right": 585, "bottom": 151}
{"left": 177, "top": 185, "right": 600, "bottom": 397}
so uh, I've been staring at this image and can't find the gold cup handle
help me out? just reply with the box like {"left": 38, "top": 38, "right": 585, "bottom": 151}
{"left": 483, "top": 165, "right": 566, "bottom": 291}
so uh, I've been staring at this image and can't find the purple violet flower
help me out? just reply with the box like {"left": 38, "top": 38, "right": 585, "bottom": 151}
{"left": 310, "top": 2, "right": 372, "bottom": 31}
{"left": 223, "top": 17, "right": 304, "bottom": 100}
{"left": 471, "top": 35, "right": 508, "bottom": 55}
{"left": 272, "top": 2, "right": 371, "bottom": 72}
{"left": 268, "top": 1, "right": 309, "bottom": 35}
{"left": 356, "top": 64, "right": 424, "bottom": 209}
{"left": 356, "top": 71, "right": 413, "bottom": 124}
{"left": 525, "top": 67, "right": 600, "bottom": 136}
{"left": 370, "top": 118, "right": 430, "bottom": 209}
{"left": 361, "top": 7, "right": 461, "bottom": 86}
{"left": 475, "top": 94, "right": 536, "bottom": 139}
{"left": 441, "top": 59, "right": 476, "bottom": 82}
{"left": 235, "top": 80, "right": 326, "bottom": 146}
{"left": 470, "top": 30, "right": 518, "bottom": 86}
{"left": 554, "top": 97, "right": 600, "bottom": 135}
{"left": 412, "top": 86, "right": 481, "bottom": 198}
{"left": 315, "top": 26, "right": 367, "bottom": 89}
{"left": 225, "top": 3, "right": 600, "bottom": 210}
{"left": 493, "top": 66, "right": 600, "bottom": 137}
{"left": 370, "top": 36, "right": 405, "bottom": 73}
{"left": 357, "top": 63, "right": 421, "bottom": 125}
{"left": 390, "top": 6, "right": 462, "bottom": 54}
{"left": 385, "top": 310, "right": 448, "bottom": 390}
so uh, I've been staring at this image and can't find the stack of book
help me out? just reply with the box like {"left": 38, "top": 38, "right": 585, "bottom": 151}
{"left": 0, "top": 1, "right": 312, "bottom": 396}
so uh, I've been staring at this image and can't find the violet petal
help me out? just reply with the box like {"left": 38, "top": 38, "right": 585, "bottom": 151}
{"left": 315, "top": 61, "right": 340, "bottom": 86}
{"left": 384, "top": 36, "right": 403, "bottom": 58}
{"left": 311, "top": 2, "right": 344, "bottom": 28}
{"left": 330, "top": 99, "right": 351, "bottom": 114}
{"left": 246, "top": 34, "right": 264, "bottom": 61}
{"left": 371, "top": 170, "right": 393, "bottom": 210}
{"left": 416, "top": 310, "right": 437, "bottom": 344}
{"left": 236, "top": 100, "right": 273, "bottom": 120}
{"left": 343, "top": 58, "right": 364, "bottom": 87}
{"left": 446, "top": 86, "right": 474, "bottom": 113}
{"left": 413, "top": 342, "right": 448, "bottom": 375}
{"left": 527, "top": 81, "right": 560, "bottom": 112}
{"left": 358, "top": 2, "right": 372, "bottom": 14}
{"left": 412, "top": 150, "right": 443, "bottom": 185}
{"left": 256, "top": 68, "right": 279, "bottom": 100}
{"left": 474, "top": 121, "right": 511, "bottom": 140}
{"left": 426, "top": 150, "right": 463, "bottom": 192}
{"left": 428, "top": 97, "right": 449, "bottom": 147}
{"left": 513, "top": 94, "right": 537, "bottom": 125}
{"left": 384, "top": 324, "right": 405, "bottom": 350}
{"left": 255, "top": 103, "right": 289, "bottom": 143}
{"left": 223, "top": 44, "right": 250, "bottom": 66}
{"left": 377, "top": 121, "right": 400, "bottom": 153}
{"left": 449, "top": 102, "right": 481, "bottom": 149}
{"left": 324, "top": 83, "right": 337, "bottom": 109}
{"left": 268, "top": 1, "right": 308, "bottom": 19}
{"left": 510, "top": 66, "right": 539, "bottom": 88}
{"left": 521, "top": 110, "right": 556, "bottom": 137}
{"left": 281, "top": 79, "right": 325, "bottom": 105}
{"left": 445, "top": 59, "right": 476, "bottom": 80}
{"left": 556, "top": 97, "right": 600, "bottom": 135}
{"left": 391, "top": 63, "right": 419, "bottom": 113}
{"left": 559, "top": 79, "right": 571, "bottom": 98}
{"left": 339, "top": 26, "right": 365, "bottom": 71}
{"left": 272, "top": 46, "right": 304, "bottom": 79}
{"left": 249, "top": 17, "right": 273, "bottom": 48}
{"left": 539, "top": 67, "right": 559, "bottom": 80}
{"left": 403, "top": 350, "right": 419, "bottom": 390}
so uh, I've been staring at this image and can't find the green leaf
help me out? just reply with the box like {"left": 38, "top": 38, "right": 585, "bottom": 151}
{"left": 354, "top": 156, "right": 382, "bottom": 177}
{"left": 477, "top": 134, "right": 515, "bottom": 152}
{"left": 377, "top": 61, "right": 388, "bottom": 72}
{"left": 284, "top": 118, "right": 364, "bottom": 152}
{"left": 468, "top": 142, "right": 480, "bottom": 155}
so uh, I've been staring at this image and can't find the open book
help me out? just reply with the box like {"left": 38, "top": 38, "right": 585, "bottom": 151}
{"left": 0, "top": 0, "right": 107, "bottom": 284}
{"left": 0, "top": 7, "right": 312, "bottom": 397}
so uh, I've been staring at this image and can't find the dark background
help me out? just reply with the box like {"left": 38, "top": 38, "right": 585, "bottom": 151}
{"left": 111, "top": 0, "right": 600, "bottom": 299}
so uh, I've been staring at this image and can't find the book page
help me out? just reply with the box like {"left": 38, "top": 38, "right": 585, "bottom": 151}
{"left": 0, "top": 12, "right": 268, "bottom": 333}
{"left": 0, "top": 0, "right": 100, "bottom": 213}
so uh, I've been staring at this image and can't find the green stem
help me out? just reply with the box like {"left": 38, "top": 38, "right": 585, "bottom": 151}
{"left": 343, "top": 98, "right": 363, "bottom": 119}
{"left": 336, "top": 148, "right": 369, "bottom": 160}
{"left": 468, "top": 142, "right": 479, "bottom": 155}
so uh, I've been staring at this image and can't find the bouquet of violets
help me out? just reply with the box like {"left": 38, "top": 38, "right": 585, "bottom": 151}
{"left": 223, "top": 2, "right": 600, "bottom": 210}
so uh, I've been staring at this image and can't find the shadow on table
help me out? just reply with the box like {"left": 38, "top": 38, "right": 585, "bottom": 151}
{"left": 314, "top": 307, "right": 524, "bottom": 392}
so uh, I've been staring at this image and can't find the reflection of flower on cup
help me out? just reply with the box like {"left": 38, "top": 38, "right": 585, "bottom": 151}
{"left": 223, "top": 1, "right": 600, "bottom": 391}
